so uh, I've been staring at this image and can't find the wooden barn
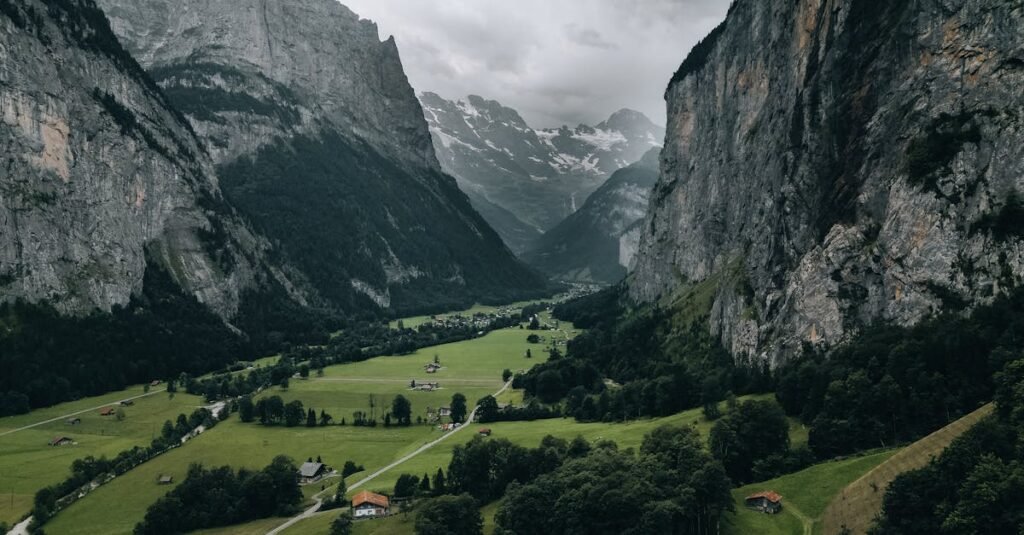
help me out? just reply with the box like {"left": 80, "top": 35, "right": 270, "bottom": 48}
{"left": 745, "top": 491, "right": 783, "bottom": 514}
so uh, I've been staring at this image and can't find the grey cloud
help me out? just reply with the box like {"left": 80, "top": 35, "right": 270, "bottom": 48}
{"left": 565, "top": 24, "right": 617, "bottom": 50}
{"left": 341, "top": 0, "right": 730, "bottom": 128}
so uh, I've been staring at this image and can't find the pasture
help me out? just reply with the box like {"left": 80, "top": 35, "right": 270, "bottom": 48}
{"left": 42, "top": 319, "right": 567, "bottom": 535}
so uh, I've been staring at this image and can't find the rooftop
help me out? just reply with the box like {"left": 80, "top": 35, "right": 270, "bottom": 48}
{"left": 352, "top": 490, "right": 389, "bottom": 509}
{"left": 746, "top": 491, "right": 783, "bottom": 503}
{"left": 298, "top": 462, "right": 325, "bottom": 478}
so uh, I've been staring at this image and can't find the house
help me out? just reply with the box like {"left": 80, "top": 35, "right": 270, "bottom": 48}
{"left": 120, "top": 400, "right": 134, "bottom": 406}
{"left": 150, "top": 380, "right": 161, "bottom": 387}
{"left": 66, "top": 417, "right": 81, "bottom": 425}
{"left": 745, "top": 491, "right": 783, "bottom": 514}
{"left": 298, "top": 461, "right": 328, "bottom": 484}
{"left": 478, "top": 428, "right": 492, "bottom": 436}
{"left": 157, "top": 475, "right": 174, "bottom": 485}
{"left": 48, "top": 436, "right": 74, "bottom": 446}
{"left": 351, "top": 490, "right": 390, "bottom": 518}
{"left": 99, "top": 407, "right": 116, "bottom": 416}
{"left": 439, "top": 407, "right": 452, "bottom": 417}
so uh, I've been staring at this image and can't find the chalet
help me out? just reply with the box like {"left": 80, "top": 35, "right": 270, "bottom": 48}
{"left": 439, "top": 407, "right": 452, "bottom": 417}
{"left": 425, "top": 362, "right": 441, "bottom": 374}
{"left": 157, "top": 475, "right": 174, "bottom": 485}
{"left": 745, "top": 491, "right": 783, "bottom": 514}
{"left": 99, "top": 407, "right": 116, "bottom": 416}
{"left": 120, "top": 400, "right": 134, "bottom": 406}
{"left": 48, "top": 436, "right": 74, "bottom": 446}
{"left": 150, "top": 380, "right": 161, "bottom": 387}
{"left": 66, "top": 417, "right": 81, "bottom": 425}
{"left": 351, "top": 490, "right": 390, "bottom": 518}
{"left": 298, "top": 461, "right": 328, "bottom": 484}
{"left": 478, "top": 428, "right": 492, "bottom": 436}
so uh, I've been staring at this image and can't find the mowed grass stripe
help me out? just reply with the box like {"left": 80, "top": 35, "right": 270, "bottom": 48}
{"left": 819, "top": 403, "right": 994, "bottom": 535}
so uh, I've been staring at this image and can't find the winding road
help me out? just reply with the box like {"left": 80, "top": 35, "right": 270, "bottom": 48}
{"left": 265, "top": 378, "right": 514, "bottom": 535}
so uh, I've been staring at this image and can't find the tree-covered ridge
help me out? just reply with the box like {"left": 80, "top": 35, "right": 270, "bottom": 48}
{"left": 218, "top": 129, "right": 551, "bottom": 317}
{"left": 0, "top": 262, "right": 247, "bottom": 413}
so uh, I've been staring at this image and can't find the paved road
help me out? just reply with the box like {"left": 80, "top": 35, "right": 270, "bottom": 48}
{"left": 0, "top": 388, "right": 167, "bottom": 438}
{"left": 266, "top": 379, "right": 514, "bottom": 535}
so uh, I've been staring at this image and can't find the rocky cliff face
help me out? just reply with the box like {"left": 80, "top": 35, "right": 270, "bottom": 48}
{"left": 420, "top": 92, "right": 664, "bottom": 251}
{"left": 0, "top": 0, "right": 290, "bottom": 319}
{"left": 523, "top": 149, "right": 659, "bottom": 283}
{"left": 96, "top": 0, "right": 547, "bottom": 314}
{"left": 631, "top": 0, "right": 1024, "bottom": 363}
{"left": 97, "top": 0, "right": 437, "bottom": 170}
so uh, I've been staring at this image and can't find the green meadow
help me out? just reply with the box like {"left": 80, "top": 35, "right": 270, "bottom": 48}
{"left": 41, "top": 316, "right": 571, "bottom": 535}
{"left": 3, "top": 298, "right": 843, "bottom": 535}
{"left": 722, "top": 449, "right": 898, "bottom": 535}
{"left": 0, "top": 386, "right": 204, "bottom": 526}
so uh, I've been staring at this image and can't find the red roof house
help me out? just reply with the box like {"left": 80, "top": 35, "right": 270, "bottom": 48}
{"left": 352, "top": 490, "right": 390, "bottom": 518}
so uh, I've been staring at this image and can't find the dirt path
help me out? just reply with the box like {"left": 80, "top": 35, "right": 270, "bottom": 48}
{"left": 265, "top": 379, "right": 514, "bottom": 535}
{"left": 784, "top": 501, "right": 813, "bottom": 535}
{"left": 0, "top": 388, "right": 166, "bottom": 438}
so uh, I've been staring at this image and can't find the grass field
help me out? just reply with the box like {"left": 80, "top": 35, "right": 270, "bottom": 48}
{"left": 0, "top": 386, "right": 205, "bottom": 526}
{"left": 819, "top": 404, "right": 994, "bottom": 535}
{"left": 722, "top": 449, "right": 898, "bottom": 535}
{"left": 41, "top": 319, "right": 573, "bottom": 535}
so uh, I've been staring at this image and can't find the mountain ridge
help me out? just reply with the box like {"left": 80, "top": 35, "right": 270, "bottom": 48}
{"left": 420, "top": 91, "right": 663, "bottom": 252}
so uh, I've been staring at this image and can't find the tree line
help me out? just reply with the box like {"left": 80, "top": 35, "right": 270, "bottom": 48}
{"left": 30, "top": 407, "right": 219, "bottom": 532}
{"left": 133, "top": 456, "right": 302, "bottom": 534}
{"left": 870, "top": 358, "right": 1024, "bottom": 534}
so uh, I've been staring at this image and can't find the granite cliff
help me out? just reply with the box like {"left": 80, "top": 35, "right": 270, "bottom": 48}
{"left": 631, "top": 0, "right": 1024, "bottom": 363}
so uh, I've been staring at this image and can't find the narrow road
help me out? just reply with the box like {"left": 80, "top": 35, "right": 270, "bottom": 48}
{"left": 266, "top": 379, "right": 514, "bottom": 535}
{"left": 0, "top": 388, "right": 166, "bottom": 438}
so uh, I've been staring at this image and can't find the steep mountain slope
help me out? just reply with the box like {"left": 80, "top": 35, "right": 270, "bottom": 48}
{"left": 97, "top": 0, "right": 548, "bottom": 314}
{"left": 0, "top": 0, "right": 327, "bottom": 407}
{"left": 631, "top": 0, "right": 1024, "bottom": 362}
{"left": 420, "top": 92, "right": 663, "bottom": 251}
{"left": 0, "top": 0, "right": 294, "bottom": 319}
{"left": 523, "top": 149, "right": 659, "bottom": 283}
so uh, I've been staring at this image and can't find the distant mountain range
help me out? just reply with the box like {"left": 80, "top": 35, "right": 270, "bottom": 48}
{"left": 522, "top": 149, "right": 660, "bottom": 283}
{"left": 420, "top": 93, "right": 663, "bottom": 253}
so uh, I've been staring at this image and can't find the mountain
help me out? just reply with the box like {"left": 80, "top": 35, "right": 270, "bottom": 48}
{"left": 420, "top": 92, "right": 663, "bottom": 252}
{"left": 0, "top": 0, "right": 337, "bottom": 407}
{"left": 96, "top": 0, "right": 549, "bottom": 315}
{"left": 522, "top": 149, "right": 660, "bottom": 283}
{"left": 0, "top": 0, "right": 299, "bottom": 320}
{"left": 630, "top": 0, "right": 1024, "bottom": 362}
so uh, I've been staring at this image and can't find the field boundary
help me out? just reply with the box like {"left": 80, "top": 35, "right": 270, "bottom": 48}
{"left": 820, "top": 403, "right": 993, "bottom": 535}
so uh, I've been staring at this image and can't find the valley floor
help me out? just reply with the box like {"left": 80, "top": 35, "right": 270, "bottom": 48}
{"left": 1, "top": 301, "right": 970, "bottom": 535}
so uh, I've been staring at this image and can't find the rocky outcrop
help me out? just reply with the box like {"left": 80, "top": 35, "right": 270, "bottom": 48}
{"left": 420, "top": 92, "right": 664, "bottom": 251}
{"left": 0, "top": 0, "right": 289, "bottom": 319}
{"left": 95, "top": 0, "right": 548, "bottom": 314}
{"left": 523, "top": 149, "right": 659, "bottom": 283}
{"left": 631, "top": 0, "right": 1024, "bottom": 363}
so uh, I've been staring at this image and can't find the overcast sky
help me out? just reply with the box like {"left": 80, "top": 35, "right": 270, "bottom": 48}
{"left": 340, "top": 0, "right": 730, "bottom": 129}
